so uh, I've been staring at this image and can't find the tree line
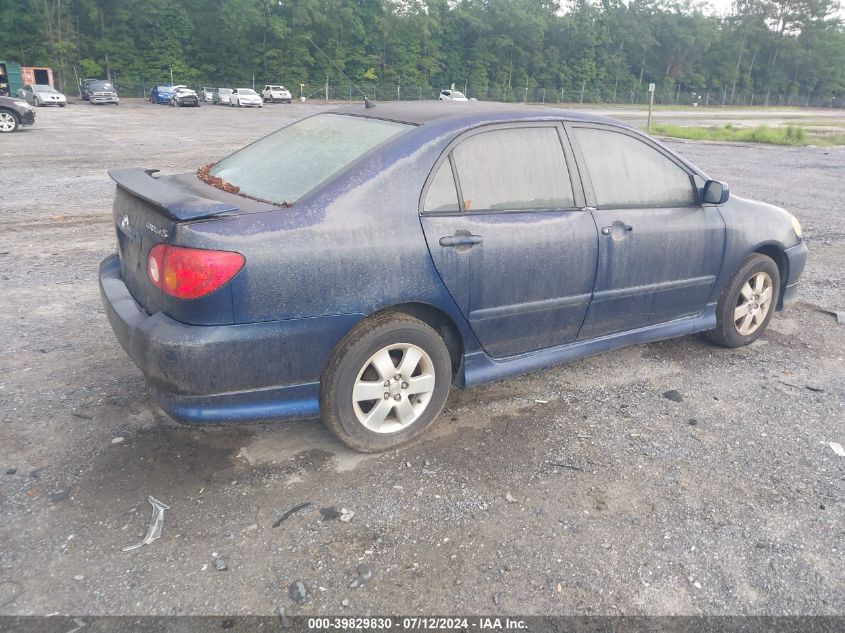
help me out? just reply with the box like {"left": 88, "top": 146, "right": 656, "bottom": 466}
{"left": 2, "top": 0, "right": 844, "bottom": 106}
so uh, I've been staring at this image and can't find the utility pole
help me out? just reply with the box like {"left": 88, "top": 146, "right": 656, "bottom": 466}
{"left": 647, "top": 82, "right": 655, "bottom": 133}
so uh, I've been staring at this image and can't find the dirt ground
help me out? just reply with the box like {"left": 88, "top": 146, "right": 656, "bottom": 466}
{"left": 0, "top": 100, "right": 843, "bottom": 617}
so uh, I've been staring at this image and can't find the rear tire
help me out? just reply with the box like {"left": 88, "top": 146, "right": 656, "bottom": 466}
{"left": 320, "top": 313, "right": 452, "bottom": 452}
{"left": 705, "top": 253, "right": 780, "bottom": 348}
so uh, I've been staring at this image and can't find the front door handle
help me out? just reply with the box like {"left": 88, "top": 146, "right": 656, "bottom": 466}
{"left": 439, "top": 234, "right": 483, "bottom": 248}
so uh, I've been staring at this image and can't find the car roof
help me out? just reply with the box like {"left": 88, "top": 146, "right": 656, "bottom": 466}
{"left": 332, "top": 100, "right": 632, "bottom": 130}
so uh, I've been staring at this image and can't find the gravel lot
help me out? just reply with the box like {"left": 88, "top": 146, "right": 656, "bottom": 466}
{"left": 0, "top": 100, "right": 843, "bottom": 617}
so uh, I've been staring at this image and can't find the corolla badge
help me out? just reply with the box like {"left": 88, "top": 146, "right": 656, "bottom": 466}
{"left": 145, "top": 221, "right": 169, "bottom": 239}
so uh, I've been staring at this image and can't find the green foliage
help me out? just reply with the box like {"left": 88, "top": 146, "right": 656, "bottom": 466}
{"left": 1, "top": 0, "right": 843, "bottom": 104}
{"left": 649, "top": 123, "right": 832, "bottom": 146}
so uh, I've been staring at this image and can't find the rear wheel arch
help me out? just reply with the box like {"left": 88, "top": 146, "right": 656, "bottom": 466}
{"left": 370, "top": 302, "right": 464, "bottom": 379}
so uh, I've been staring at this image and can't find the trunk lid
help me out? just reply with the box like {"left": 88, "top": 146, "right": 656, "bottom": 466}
{"left": 110, "top": 168, "right": 274, "bottom": 313}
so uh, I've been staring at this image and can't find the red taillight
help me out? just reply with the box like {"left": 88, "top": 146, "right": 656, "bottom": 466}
{"left": 147, "top": 244, "right": 245, "bottom": 300}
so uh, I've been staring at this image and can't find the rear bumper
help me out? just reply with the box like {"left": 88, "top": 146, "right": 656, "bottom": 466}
{"left": 98, "top": 254, "right": 362, "bottom": 424}
{"left": 781, "top": 240, "right": 808, "bottom": 309}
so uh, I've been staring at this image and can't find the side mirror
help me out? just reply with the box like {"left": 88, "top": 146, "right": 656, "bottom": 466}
{"left": 702, "top": 180, "right": 730, "bottom": 205}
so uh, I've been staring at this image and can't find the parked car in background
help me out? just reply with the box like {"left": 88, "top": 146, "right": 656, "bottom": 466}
{"left": 0, "top": 94, "right": 35, "bottom": 132}
{"left": 230, "top": 88, "right": 262, "bottom": 107}
{"left": 98, "top": 102, "right": 807, "bottom": 452}
{"left": 170, "top": 85, "right": 200, "bottom": 107}
{"left": 439, "top": 89, "right": 468, "bottom": 101}
{"left": 261, "top": 85, "right": 292, "bottom": 103}
{"left": 86, "top": 80, "right": 119, "bottom": 105}
{"left": 212, "top": 88, "right": 233, "bottom": 105}
{"left": 18, "top": 84, "right": 67, "bottom": 107}
{"left": 149, "top": 84, "right": 174, "bottom": 104}
{"left": 80, "top": 78, "right": 99, "bottom": 100}
{"left": 199, "top": 87, "right": 215, "bottom": 102}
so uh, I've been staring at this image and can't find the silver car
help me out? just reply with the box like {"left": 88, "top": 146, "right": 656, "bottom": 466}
{"left": 212, "top": 88, "right": 233, "bottom": 105}
{"left": 199, "top": 87, "right": 215, "bottom": 102}
{"left": 18, "top": 84, "right": 67, "bottom": 107}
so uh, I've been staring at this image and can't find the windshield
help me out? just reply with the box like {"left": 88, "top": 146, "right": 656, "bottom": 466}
{"left": 238, "top": 89, "right": 256, "bottom": 95}
{"left": 269, "top": 86, "right": 284, "bottom": 90}
{"left": 92, "top": 82, "right": 113, "bottom": 91}
{"left": 208, "top": 114, "right": 409, "bottom": 204}
{"left": 33, "top": 85, "right": 55, "bottom": 93}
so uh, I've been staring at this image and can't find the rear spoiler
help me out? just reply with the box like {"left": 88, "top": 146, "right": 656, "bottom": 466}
{"left": 108, "top": 168, "right": 238, "bottom": 221}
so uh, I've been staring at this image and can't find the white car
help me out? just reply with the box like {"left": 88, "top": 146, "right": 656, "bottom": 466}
{"left": 438, "top": 89, "right": 468, "bottom": 102}
{"left": 18, "top": 84, "right": 67, "bottom": 107}
{"left": 261, "top": 85, "right": 292, "bottom": 103}
{"left": 230, "top": 88, "right": 263, "bottom": 108}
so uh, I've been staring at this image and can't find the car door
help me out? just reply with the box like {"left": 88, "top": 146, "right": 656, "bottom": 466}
{"left": 567, "top": 124, "right": 726, "bottom": 340}
{"left": 420, "top": 123, "right": 599, "bottom": 358}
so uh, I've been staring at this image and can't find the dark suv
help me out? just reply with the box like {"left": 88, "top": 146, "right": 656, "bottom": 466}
{"left": 0, "top": 95, "right": 36, "bottom": 132}
{"left": 84, "top": 80, "right": 119, "bottom": 105}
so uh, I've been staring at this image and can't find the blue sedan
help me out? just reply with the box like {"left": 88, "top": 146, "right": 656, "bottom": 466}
{"left": 149, "top": 84, "right": 174, "bottom": 104}
{"left": 99, "top": 102, "right": 807, "bottom": 451}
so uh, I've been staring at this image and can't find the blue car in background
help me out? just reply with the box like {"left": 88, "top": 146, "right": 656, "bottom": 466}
{"left": 149, "top": 84, "right": 173, "bottom": 104}
{"left": 99, "top": 102, "right": 807, "bottom": 452}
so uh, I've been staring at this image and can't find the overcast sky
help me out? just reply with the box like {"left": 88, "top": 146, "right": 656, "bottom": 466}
{"left": 704, "top": 0, "right": 735, "bottom": 15}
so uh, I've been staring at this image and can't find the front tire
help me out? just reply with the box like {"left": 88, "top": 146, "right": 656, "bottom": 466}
{"left": 0, "top": 111, "right": 19, "bottom": 133}
{"left": 705, "top": 253, "right": 780, "bottom": 348}
{"left": 320, "top": 313, "right": 452, "bottom": 452}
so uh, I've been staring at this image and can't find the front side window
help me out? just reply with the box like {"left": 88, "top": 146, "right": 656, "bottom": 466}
{"left": 451, "top": 127, "right": 574, "bottom": 211}
{"left": 209, "top": 114, "right": 409, "bottom": 204}
{"left": 573, "top": 127, "right": 695, "bottom": 208}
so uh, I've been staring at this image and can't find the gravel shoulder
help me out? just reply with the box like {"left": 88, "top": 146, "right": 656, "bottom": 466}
{"left": 0, "top": 101, "right": 843, "bottom": 616}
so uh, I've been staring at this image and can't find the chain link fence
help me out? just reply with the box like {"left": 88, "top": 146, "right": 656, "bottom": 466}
{"left": 105, "top": 74, "right": 845, "bottom": 109}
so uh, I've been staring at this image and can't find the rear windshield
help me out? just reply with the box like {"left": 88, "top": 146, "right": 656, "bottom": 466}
{"left": 209, "top": 114, "right": 410, "bottom": 204}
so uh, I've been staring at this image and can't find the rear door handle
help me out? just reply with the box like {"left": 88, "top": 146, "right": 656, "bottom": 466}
{"left": 600, "top": 224, "right": 633, "bottom": 235}
{"left": 439, "top": 234, "right": 483, "bottom": 248}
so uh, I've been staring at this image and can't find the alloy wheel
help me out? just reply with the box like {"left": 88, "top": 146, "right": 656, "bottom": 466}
{"left": 734, "top": 271, "right": 773, "bottom": 335}
{"left": 0, "top": 112, "right": 16, "bottom": 132}
{"left": 352, "top": 343, "right": 436, "bottom": 434}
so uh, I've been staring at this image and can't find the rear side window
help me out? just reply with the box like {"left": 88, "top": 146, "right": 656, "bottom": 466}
{"left": 424, "top": 161, "right": 460, "bottom": 213}
{"left": 209, "top": 114, "right": 409, "bottom": 204}
{"left": 573, "top": 127, "right": 695, "bottom": 208}
{"left": 451, "top": 127, "right": 574, "bottom": 211}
